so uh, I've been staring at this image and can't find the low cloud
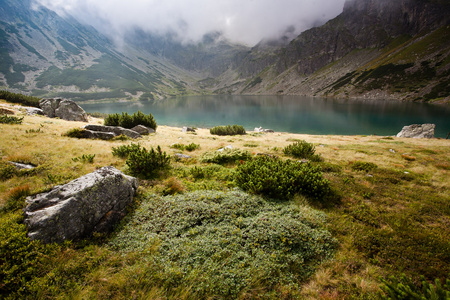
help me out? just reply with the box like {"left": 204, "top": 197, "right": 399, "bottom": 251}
{"left": 34, "top": 0, "right": 346, "bottom": 46}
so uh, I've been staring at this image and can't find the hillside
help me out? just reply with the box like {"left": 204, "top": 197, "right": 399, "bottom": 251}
{"left": 229, "top": 0, "right": 450, "bottom": 102}
{"left": 0, "top": 0, "right": 449, "bottom": 102}
{"left": 1, "top": 98, "right": 449, "bottom": 298}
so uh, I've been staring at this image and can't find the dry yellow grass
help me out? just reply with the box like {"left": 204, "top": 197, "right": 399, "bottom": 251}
{"left": 1, "top": 101, "right": 449, "bottom": 204}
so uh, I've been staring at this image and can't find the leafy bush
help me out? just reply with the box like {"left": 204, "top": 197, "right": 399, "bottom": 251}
{"left": 169, "top": 143, "right": 185, "bottom": 151}
{"left": 200, "top": 148, "right": 251, "bottom": 165}
{"left": 63, "top": 128, "right": 86, "bottom": 139}
{"left": 0, "top": 115, "right": 24, "bottom": 124}
{"left": 351, "top": 161, "right": 378, "bottom": 172}
{"left": 109, "top": 190, "right": 337, "bottom": 298}
{"left": 0, "top": 90, "right": 41, "bottom": 108}
{"left": 381, "top": 274, "right": 450, "bottom": 299}
{"left": 71, "top": 154, "right": 95, "bottom": 163}
{"left": 0, "top": 212, "right": 57, "bottom": 296}
{"left": 126, "top": 145, "right": 170, "bottom": 178}
{"left": 112, "top": 143, "right": 141, "bottom": 158}
{"left": 235, "top": 156, "right": 331, "bottom": 200}
{"left": 0, "top": 162, "right": 17, "bottom": 181}
{"left": 210, "top": 125, "right": 246, "bottom": 136}
{"left": 104, "top": 111, "right": 157, "bottom": 130}
{"left": 185, "top": 143, "right": 200, "bottom": 152}
{"left": 283, "top": 140, "right": 322, "bottom": 162}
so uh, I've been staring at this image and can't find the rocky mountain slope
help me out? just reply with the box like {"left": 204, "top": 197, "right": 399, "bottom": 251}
{"left": 1, "top": 0, "right": 449, "bottom": 102}
{"left": 228, "top": 0, "right": 450, "bottom": 102}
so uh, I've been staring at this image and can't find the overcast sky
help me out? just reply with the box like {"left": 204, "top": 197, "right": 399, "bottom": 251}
{"left": 34, "top": 0, "right": 347, "bottom": 46}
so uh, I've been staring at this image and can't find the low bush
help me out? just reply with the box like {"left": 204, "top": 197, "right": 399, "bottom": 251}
{"left": 126, "top": 145, "right": 170, "bottom": 179}
{"left": 210, "top": 125, "right": 246, "bottom": 136}
{"left": 71, "top": 154, "right": 95, "bottom": 163}
{"left": 0, "top": 115, "right": 24, "bottom": 124}
{"left": 235, "top": 156, "right": 331, "bottom": 200}
{"left": 104, "top": 111, "right": 157, "bottom": 130}
{"left": 185, "top": 143, "right": 200, "bottom": 152}
{"left": 112, "top": 143, "right": 141, "bottom": 158}
{"left": 0, "top": 162, "right": 17, "bottom": 181}
{"left": 109, "top": 190, "right": 337, "bottom": 298}
{"left": 200, "top": 148, "right": 251, "bottom": 165}
{"left": 381, "top": 274, "right": 450, "bottom": 299}
{"left": 351, "top": 161, "right": 378, "bottom": 172}
{"left": 283, "top": 140, "right": 322, "bottom": 162}
{"left": 63, "top": 128, "right": 86, "bottom": 139}
{"left": 0, "top": 90, "right": 41, "bottom": 108}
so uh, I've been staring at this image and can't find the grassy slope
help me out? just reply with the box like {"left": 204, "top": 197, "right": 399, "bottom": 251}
{"left": 0, "top": 100, "right": 449, "bottom": 299}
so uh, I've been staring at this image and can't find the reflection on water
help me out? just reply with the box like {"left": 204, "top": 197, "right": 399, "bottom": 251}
{"left": 80, "top": 95, "right": 450, "bottom": 137}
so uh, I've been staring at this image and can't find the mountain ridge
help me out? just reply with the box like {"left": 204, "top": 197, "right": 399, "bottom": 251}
{"left": 0, "top": 0, "right": 449, "bottom": 103}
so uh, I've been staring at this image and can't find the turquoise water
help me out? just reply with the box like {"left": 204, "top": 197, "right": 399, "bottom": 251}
{"left": 80, "top": 95, "right": 450, "bottom": 137}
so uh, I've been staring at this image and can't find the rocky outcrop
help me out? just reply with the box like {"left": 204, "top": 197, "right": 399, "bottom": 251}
{"left": 23, "top": 166, "right": 139, "bottom": 243}
{"left": 396, "top": 124, "right": 435, "bottom": 138}
{"left": 39, "top": 98, "right": 89, "bottom": 122}
{"left": 84, "top": 124, "right": 142, "bottom": 139}
{"left": 131, "top": 125, "right": 155, "bottom": 135}
{"left": 182, "top": 126, "right": 196, "bottom": 133}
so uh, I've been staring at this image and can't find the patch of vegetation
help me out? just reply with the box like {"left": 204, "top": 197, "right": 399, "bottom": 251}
{"left": 210, "top": 125, "right": 246, "bottom": 136}
{"left": 283, "top": 140, "right": 323, "bottom": 162}
{"left": 170, "top": 143, "right": 200, "bottom": 152}
{"left": 72, "top": 154, "right": 95, "bottom": 164}
{"left": 381, "top": 274, "right": 450, "bottom": 299}
{"left": 109, "top": 190, "right": 337, "bottom": 298}
{"left": 112, "top": 143, "right": 141, "bottom": 158}
{"left": 200, "top": 148, "right": 251, "bottom": 165}
{"left": 126, "top": 145, "right": 170, "bottom": 179}
{"left": 351, "top": 161, "right": 378, "bottom": 172}
{"left": 0, "top": 115, "right": 23, "bottom": 124}
{"left": 0, "top": 161, "right": 17, "bottom": 181}
{"left": 63, "top": 128, "right": 86, "bottom": 139}
{"left": 0, "top": 90, "right": 41, "bottom": 107}
{"left": 104, "top": 111, "right": 157, "bottom": 130}
{"left": 235, "top": 156, "right": 331, "bottom": 200}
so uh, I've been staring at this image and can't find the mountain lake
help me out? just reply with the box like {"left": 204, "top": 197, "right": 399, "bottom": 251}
{"left": 80, "top": 95, "right": 450, "bottom": 138}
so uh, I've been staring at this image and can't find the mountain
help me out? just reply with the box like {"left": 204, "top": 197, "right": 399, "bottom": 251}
{"left": 1, "top": 0, "right": 449, "bottom": 102}
{"left": 0, "top": 0, "right": 235, "bottom": 101}
{"left": 227, "top": 0, "right": 450, "bottom": 102}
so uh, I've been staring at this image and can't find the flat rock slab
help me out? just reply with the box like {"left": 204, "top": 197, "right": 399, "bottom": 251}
{"left": 23, "top": 166, "right": 138, "bottom": 243}
{"left": 84, "top": 124, "right": 142, "bottom": 139}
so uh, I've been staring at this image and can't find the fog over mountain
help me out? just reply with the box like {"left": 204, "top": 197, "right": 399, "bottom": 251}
{"left": 34, "top": 0, "right": 346, "bottom": 46}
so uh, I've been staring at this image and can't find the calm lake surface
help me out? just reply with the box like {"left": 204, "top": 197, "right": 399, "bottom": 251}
{"left": 80, "top": 95, "right": 450, "bottom": 137}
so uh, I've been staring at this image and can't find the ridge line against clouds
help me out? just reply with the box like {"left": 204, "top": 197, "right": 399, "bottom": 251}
{"left": 33, "top": 0, "right": 346, "bottom": 46}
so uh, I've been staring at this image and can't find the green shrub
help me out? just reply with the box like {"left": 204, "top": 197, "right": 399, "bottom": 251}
{"left": 169, "top": 143, "right": 185, "bottom": 151}
{"left": 71, "top": 154, "right": 95, "bottom": 163}
{"left": 0, "top": 162, "right": 17, "bottom": 181}
{"left": 0, "top": 90, "right": 41, "bottom": 108}
{"left": 351, "top": 161, "right": 378, "bottom": 172}
{"left": 235, "top": 156, "right": 331, "bottom": 200}
{"left": 283, "top": 140, "right": 322, "bottom": 162}
{"left": 112, "top": 143, "right": 141, "bottom": 158}
{"left": 381, "top": 274, "right": 450, "bottom": 299}
{"left": 0, "top": 212, "right": 57, "bottom": 296}
{"left": 109, "top": 190, "right": 337, "bottom": 298}
{"left": 0, "top": 115, "right": 24, "bottom": 124}
{"left": 200, "top": 148, "right": 251, "bottom": 165}
{"left": 126, "top": 145, "right": 170, "bottom": 178}
{"left": 185, "top": 143, "right": 200, "bottom": 152}
{"left": 63, "top": 128, "right": 86, "bottom": 139}
{"left": 210, "top": 125, "right": 246, "bottom": 136}
{"left": 104, "top": 111, "right": 157, "bottom": 130}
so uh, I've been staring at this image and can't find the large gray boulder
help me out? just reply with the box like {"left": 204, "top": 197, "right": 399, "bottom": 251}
{"left": 131, "top": 125, "right": 155, "bottom": 135}
{"left": 40, "top": 98, "right": 89, "bottom": 122}
{"left": 396, "top": 124, "right": 435, "bottom": 138}
{"left": 23, "top": 166, "right": 139, "bottom": 243}
{"left": 84, "top": 124, "right": 142, "bottom": 139}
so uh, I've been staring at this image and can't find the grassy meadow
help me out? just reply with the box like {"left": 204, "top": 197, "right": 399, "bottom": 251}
{"left": 1, "top": 99, "right": 449, "bottom": 299}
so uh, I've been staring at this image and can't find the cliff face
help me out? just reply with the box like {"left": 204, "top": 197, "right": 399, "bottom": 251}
{"left": 229, "top": 0, "right": 450, "bottom": 102}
